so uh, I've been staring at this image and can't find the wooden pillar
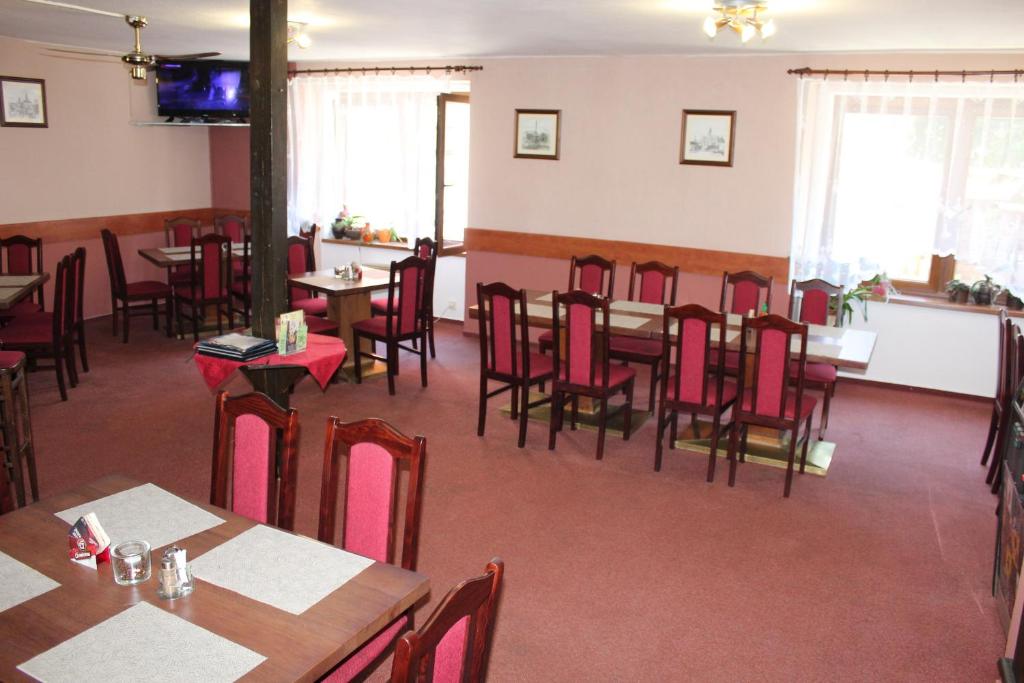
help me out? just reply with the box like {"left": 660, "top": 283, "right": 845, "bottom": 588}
{"left": 249, "top": 0, "right": 293, "bottom": 408}
{"left": 249, "top": 0, "right": 288, "bottom": 340}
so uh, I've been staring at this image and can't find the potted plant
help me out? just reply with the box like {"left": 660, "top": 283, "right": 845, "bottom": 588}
{"left": 1007, "top": 291, "right": 1024, "bottom": 311}
{"left": 331, "top": 206, "right": 363, "bottom": 240}
{"left": 970, "top": 274, "right": 1000, "bottom": 306}
{"left": 831, "top": 283, "right": 872, "bottom": 325}
{"left": 945, "top": 278, "right": 970, "bottom": 304}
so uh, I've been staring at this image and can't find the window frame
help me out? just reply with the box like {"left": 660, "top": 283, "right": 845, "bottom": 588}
{"left": 434, "top": 92, "right": 470, "bottom": 256}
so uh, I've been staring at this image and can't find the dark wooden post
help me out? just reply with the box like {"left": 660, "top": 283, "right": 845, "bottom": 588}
{"left": 248, "top": 0, "right": 293, "bottom": 408}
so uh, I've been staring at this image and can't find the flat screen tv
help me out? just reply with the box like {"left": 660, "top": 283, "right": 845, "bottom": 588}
{"left": 156, "top": 60, "right": 249, "bottom": 120}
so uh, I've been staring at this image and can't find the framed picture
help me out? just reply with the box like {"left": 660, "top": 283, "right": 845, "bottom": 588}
{"left": 0, "top": 77, "right": 48, "bottom": 128}
{"left": 680, "top": 109, "right": 735, "bottom": 167}
{"left": 514, "top": 109, "right": 560, "bottom": 160}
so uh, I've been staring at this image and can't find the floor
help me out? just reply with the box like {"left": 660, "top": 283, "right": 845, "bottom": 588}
{"left": 23, "top": 317, "right": 1005, "bottom": 681}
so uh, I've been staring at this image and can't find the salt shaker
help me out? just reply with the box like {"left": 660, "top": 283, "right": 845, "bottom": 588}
{"left": 156, "top": 546, "right": 194, "bottom": 600}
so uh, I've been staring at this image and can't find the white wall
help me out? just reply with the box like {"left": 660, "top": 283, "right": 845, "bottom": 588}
{"left": 320, "top": 242, "right": 466, "bottom": 321}
{"left": 840, "top": 301, "right": 997, "bottom": 398}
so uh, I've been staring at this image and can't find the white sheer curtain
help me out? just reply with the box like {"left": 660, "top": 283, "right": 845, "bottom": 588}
{"left": 287, "top": 73, "right": 466, "bottom": 239}
{"left": 791, "top": 76, "right": 1024, "bottom": 293}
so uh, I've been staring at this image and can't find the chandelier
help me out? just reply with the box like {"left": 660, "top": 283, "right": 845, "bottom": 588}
{"left": 702, "top": 1, "right": 777, "bottom": 43}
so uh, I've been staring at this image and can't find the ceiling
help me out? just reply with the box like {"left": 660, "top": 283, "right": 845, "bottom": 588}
{"left": 1, "top": 0, "right": 1023, "bottom": 62}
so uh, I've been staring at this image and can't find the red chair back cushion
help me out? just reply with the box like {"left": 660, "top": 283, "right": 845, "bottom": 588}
{"left": 201, "top": 240, "right": 224, "bottom": 298}
{"left": 232, "top": 414, "right": 270, "bottom": 524}
{"left": 754, "top": 328, "right": 787, "bottom": 416}
{"left": 288, "top": 242, "right": 310, "bottom": 303}
{"left": 221, "top": 219, "right": 245, "bottom": 243}
{"left": 396, "top": 262, "right": 422, "bottom": 334}
{"left": 800, "top": 289, "right": 830, "bottom": 325}
{"left": 732, "top": 280, "right": 761, "bottom": 315}
{"left": 344, "top": 442, "right": 395, "bottom": 563}
{"left": 677, "top": 317, "right": 708, "bottom": 404}
{"left": 487, "top": 293, "right": 515, "bottom": 375}
{"left": 578, "top": 264, "right": 604, "bottom": 295}
{"left": 433, "top": 616, "right": 470, "bottom": 682}
{"left": 6, "top": 244, "right": 32, "bottom": 275}
{"left": 638, "top": 270, "right": 665, "bottom": 304}
{"left": 567, "top": 303, "right": 594, "bottom": 385}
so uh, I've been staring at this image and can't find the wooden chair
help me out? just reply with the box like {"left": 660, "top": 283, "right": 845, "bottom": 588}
{"left": 0, "top": 351, "right": 37, "bottom": 508}
{"left": 287, "top": 235, "right": 327, "bottom": 317}
{"left": 720, "top": 270, "right": 774, "bottom": 315}
{"left": 476, "top": 282, "right": 554, "bottom": 448}
{"left": 655, "top": 304, "right": 736, "bottom": 480}
{"left": 372, "top": 237, "right": 439, "bottom": 358}
{"left": 229, "top": 234, "right": 252, "bottom": 328}
{"left": 210, "top": 391, "right": 299, "bottom": 530}
{"left": 352, "top": 256, "right": 431, "bottom": 395}
{"left": 175, "top": 233, "right": 233, "bottom": 342}
{"left": 214, "top": 214, "right": 249, "bottom": 242}
{"left": 609, "top": 261, "right": 679, "bottom": 412}
{"left": 390, "top": 558, "right": 504, "bottom": 683}
{"left": 164, "top": 216, "right": 202, "bottom": 291}
{"left": 100, "top": 229, "right": 173, "bottom": 343}
{"left": 0, "top": 454, "right": 13, "bottom": 515}
{"left": 983, "top": 310, "right": 1013, "bottom": 467}
{"left": 727, "top": 314, "right": 815, "bottom": 498}
{"left": 0, "top": 235, "right": 44, "bottom": 312}
{"left": 548, "top": 290, "right": 635, "bottom": 460}
{"left": 298, "top": 223, "right": 320, "bottom": 241}
{"left": 317, "top": 417, "right": 426, "bottom": 682}
{"left": 67, "top": 247, "right": 88, "bottom": 379}
{"left": 0, "top": 255, "right": 73, "bottom": 401}
{"left": 539, "top": 255, "right": 616, "bottom": 356}
{"left": 789, "top": 278, "right": 843, "bottom": 440}
{"left": 988, "top": 324, "right": 1023, "bottom": 492}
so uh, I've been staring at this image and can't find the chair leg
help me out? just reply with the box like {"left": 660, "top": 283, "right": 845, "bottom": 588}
{"left": 77, "top": 324, "right": 89, "bottom": 373}
{"left": 110, "top": 296, "right": 118, "bottom": 336}
{"left": 517, "top": 379, "right": 530, "bottom": 448}
{"left": 800, "top": 414, "right": 812, "bottom": 474}
{"left": 596, "top": 397, "right": 609, "bottom": 460}
{"left": 647, "top": 360, "right": 658, "bottom": 414}
{"left": 982, "top": 406, "right": 1000, "bottom": 465}
{"left": 727, "top": 418, "right": 740, "bottom": 487}
{"left": 353, "top": 333, "right": 364, "bottom": 385}
{"left": 419, "top": 333, "right": 428, "bottom": 388}
{"left": 548, "top": 391, "right": 562, "bottom": 450}
{"left": 988, "top": 411, "right": 1010, "bottom": 486}
{"left": 428, "top": 319, "right": 436, "bottom": 359}
{"left": 65, "top": 339, "right": 78, "bottom": 388}
{"left": 151, "top": 298, "right": 159, "bottom": 329}
{"left": 123, "top": 300, "right": 131, "bottom": 343}
{"left": 654, "top": 401, "right": 668, "bottom": 471}
{"left": 19, "top": 375, "right": 38, "bottom": 501}
{"left": 818, "top": 381, "right": 832, "bottom": 440}
{"left": 669, "top": 411, "right": 678, "bottom": 449}
{"left": 510, "top": 385, "right": 520, "bottom": 420}
{"left": 707, "top": 412, "right": 722, "bottom": 483}
{"left": 570, "top": 396, "right": 579, "bottom": 431}
{"left": 623, "top": 380, "right": 634, "bottom": 440}
{"left": 477, "top": 375, "right": 488, "bottom": 437}
{"left": 740, "top": 425, "right": 749, "bottom": 462}
{"left": 387, "top": 342, "right": 397, "bottom": 395}
{"left": 783, "top": 423, "right": 799, "bottom": 498}
{"left": 164, "top": 296, "right": 173, "bottom": 337}
{"left": 54, "top": 352, "right": 68, "bottom": 402}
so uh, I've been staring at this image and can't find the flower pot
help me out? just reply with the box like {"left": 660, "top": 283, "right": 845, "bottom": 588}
{"left": 948, "top": 289, "right": 968, "bottom": 304}
{"left": 331, "top": 224, "right": 346, "bottom": 239}
{"left": 376, "top": 229, "right": 392, "bottom": 243}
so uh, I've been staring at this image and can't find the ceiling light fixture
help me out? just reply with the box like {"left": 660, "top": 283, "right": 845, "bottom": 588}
{"left": 702, "top": 1, "right": 776, "bottom": 43}
{"left": 287, "top": 21, "right": 312, "bottom": 49}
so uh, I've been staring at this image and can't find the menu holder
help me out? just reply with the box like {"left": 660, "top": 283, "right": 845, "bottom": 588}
{"left": 276, "top": 310, "right": 307, "bottom": 356}
{"left": 68, "top": 512, "right": 110, "bottom": 569}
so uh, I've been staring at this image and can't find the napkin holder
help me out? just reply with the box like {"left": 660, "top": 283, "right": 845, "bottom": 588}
{"left": 68, "top": 512, "right": 111, "bottom": 569}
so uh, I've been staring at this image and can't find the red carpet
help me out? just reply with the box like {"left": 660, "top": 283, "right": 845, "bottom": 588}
{"left": 25, "top": 319, "right": 1003, "bottom": 681}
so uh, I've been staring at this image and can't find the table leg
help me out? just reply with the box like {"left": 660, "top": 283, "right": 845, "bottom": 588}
{"left": 327, "top": 292, "right": 387, "bottom": 382}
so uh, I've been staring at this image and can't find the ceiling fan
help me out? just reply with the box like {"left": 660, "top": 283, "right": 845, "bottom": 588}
{"left": 23, "top": 0, "right": 220, "bottom": 81}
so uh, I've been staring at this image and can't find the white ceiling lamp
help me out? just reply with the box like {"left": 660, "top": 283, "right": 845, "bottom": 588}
{"left": 702, "top": 1, "right": 777, "bottom": 43}
{"left": 288, "top": 21, "right": 312, "bottom": 49}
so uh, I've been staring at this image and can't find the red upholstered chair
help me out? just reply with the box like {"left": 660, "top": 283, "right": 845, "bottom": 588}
{"left": 982, "top": 311, "right": 1013, "bottom": 468}
{"left": 476, "top": 282, "right": 554, "bottom": 447}
{"left": 609, "top": 261, "right": 679, "bottom": 412}
{"left": 1, "top": 235, "right": 44, "bottom": 313}
{"left": 101, "top": 229, "right": 173, "bottom": 343}
{"left": 229, "top": 234, "right": 252, "bottom": 328}
{"left": 299, "top": 223, "right": 320, "bottom": 241}
{"left": 789, "top": 279, "right": 843, "bottom": 440}
{"left": 548, "top": 290, "right": 635, "bottom": 460}
{"left": 0, "top": 455, "right": 13, "bottom": 515}
{"left": 352, "top": 256, "right": 431, "bottom": 395}
{"left": 317, "top": 417, "right": 425, "bottom": 683}
{"left": 371, "top": 237, "right": 439, "bottom": 358}
{"left": 175, "top": 233, "right": 233, "bottom": 342}
{"left": 655, "top": 304, "right": 737, "bottom": 480}
{"left": 538, "top": 255, "right": 616, "bottom": 356}
{"left": 714, "top": 270, "right": 775, "bottom": 375}
{"left": 215, "top": 214, "right": 250, "bottom": 285}
{"left": 390, "top": 558, "right": 504, "bottom": 683}
{"left": 988, "top": 323, "right": 1023, "bottom": 492}
{"left": 164, "top": 217, "right": 202, "bottom": 291}
{"left": 0, "top": 255, "right": 74, "bottom": 401}
{"left": 287, "top": 235, "right": 328, "bottom": 317}
{"left": 210, "top": 391, "right": 299, "bottom": 530}
{"left": 727, "top": 314, "right": 815, "bottom": 497}
{"left": 68, "top": 247, "right": 88, "bottom": 378}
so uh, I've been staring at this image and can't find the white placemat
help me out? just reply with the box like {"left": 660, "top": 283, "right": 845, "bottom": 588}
{"left": 18, "top": 602, "right": 265, "bottom": 683}
{"left": 0, "top": 551, "right": 59, "bottom": 613}
{"left": 190, "top": 525, "right": 374, "bottom": 615}
{"left": 525, "top": 303, "right": 554, "bottom": 319}
{"left": 55, "top": 483, "right": 225, "bottom": 550}
{"left": 608, "top": 314, "right": 648, "bottom": 330}
{"left": 609, "top": 300, "right": 663, "bottom": 315}
{"left": 535, "top": 292, "right": 554, "bottom": 302}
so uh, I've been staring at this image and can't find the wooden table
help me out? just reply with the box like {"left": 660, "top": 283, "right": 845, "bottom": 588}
{"left": 287, "top": 268, "right": 392, "bottom": 380}
{"left": 0, "top": 475, "right": 429, "bottom": 682}
{"left": 0, "top": 274, "right": 49, "bottom": 311}
{"left": 138, "top": 244, "right": 248, "bottom": 268}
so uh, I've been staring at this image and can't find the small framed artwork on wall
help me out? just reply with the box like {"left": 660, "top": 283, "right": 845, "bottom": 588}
{"left": 0, "top": 76, "right": 48, "bottom": 128}
{"left": 514, "top": 109, "right": 560, "bottom": 160}
{"left": 680, "top": 109, "right": 735, "bottom": 167}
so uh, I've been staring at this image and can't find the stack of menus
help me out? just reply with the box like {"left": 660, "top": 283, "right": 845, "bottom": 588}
{"left": 197, "top": 333, "right": 277, "bottom": 361}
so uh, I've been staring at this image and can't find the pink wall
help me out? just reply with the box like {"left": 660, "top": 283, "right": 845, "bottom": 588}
{"left": 209, "top": 127, "right": 251, "bottom": 210}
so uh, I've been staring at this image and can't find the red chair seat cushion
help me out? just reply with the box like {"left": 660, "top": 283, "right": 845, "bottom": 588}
{"left": 321, "top": 614, "right": 409, "bottom": 682}
{"left": 793, "top": 361, "right": 837, "bottom": 384}
{"left": 525, "top": 352, "right": 554, "bottom": 379}
{"left": 559, "top": 363, "right": 635, "bottom": 388}
{"left": 352, "top": 316, "right": 418, "bottom": 339}
{"left": 175, "top": 288, "right": 228, "bottom": 302}
{"left": 538, "top": 330, "right": 553, "bottom": 344}
{"left": 0, "top": 351, "right": 27, "bottom": 369}
{"left": 0, "top": 315, "right": 52, "bottom": 345}
{"left": 304, "top": 315, "right": 338, "bottom": 335}
{"left": 709, "top": 349, "right": 740, "bottom": 369}
{"left": 230, "top": 280, "right": 248, "bottom": 296}
{"left": 740, "top": 391, "right": 817, "bottom": 420}
{"left": 293, "top": 297, "right": 328, "bottom": 316}
{"left": 609, "top": 335, "right": 662, "bottom": 358}
{"left": 125, "top": 280, "right": 172, "bottom": 297}
{"left": 370, "top": 294, "right": 398, "bottom": 315}
{"left": 7, "top": 300, "right": 41, "bottom": 315}
{"left": 665, "top": 377, "right": 737, "bottom": 406}
{"left": 169, "top": 271, "right": 192, "bottom": 287}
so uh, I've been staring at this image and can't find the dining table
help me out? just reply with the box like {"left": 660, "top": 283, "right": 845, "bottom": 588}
{"left": 0, "top": 273, "right": 50, "bottom": 311}
{"left": 287, "top": 267, "right": 393, "bottom": 381}
{"left": 468, "top": 289, "right": 879, "bottom": 475}
{"left": 0, "top": 475, "right": 429, "bottom": 682}
{"left": 138, "top": 243, "right": 248, "bottom": 269}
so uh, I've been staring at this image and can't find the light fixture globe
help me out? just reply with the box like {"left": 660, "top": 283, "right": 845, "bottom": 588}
{"left": 702, "top": 1, "right": 777, "bottom": 43}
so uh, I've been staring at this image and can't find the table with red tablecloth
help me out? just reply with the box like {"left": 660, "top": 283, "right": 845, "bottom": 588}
{"left": 193, "top": 333, "right": 347, "bottom": 391}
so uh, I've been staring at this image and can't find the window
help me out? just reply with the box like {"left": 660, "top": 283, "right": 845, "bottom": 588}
{"left": 435, "top": 93, "right": 470, "bottom": 249}
{"left": 791, "top": 79, "right": 1024, "bottom": 295}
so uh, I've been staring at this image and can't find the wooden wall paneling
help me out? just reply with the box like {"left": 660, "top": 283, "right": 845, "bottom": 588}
{"left": 0, "top": 208, "right": 252, "bottom": 243}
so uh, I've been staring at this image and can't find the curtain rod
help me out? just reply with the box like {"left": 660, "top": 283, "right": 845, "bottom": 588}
{"left": 288, "top": 64, "right": 483, "bottom": 77}
{"left": 788, "top": 67, "right": 1023, "bottom": 82}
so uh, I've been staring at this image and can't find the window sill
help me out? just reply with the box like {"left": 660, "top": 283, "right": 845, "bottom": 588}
{"left": 873, "top": 293, "right": 1024, "bottom": 319}
{"left": 321, "top": 237, "right": 465, "bottom": 257}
